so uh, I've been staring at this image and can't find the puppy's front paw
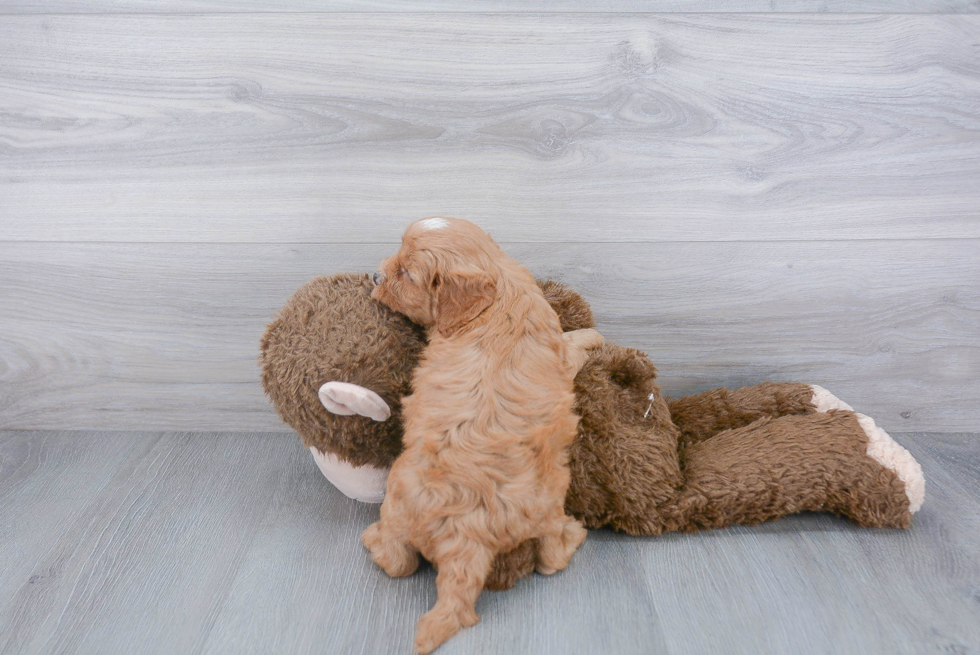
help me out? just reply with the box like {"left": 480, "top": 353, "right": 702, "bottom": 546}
{"left": 564, "top": 328, "right": 604, "bottom": 351}
{"left": 563, "top": 329, "right": 605, "bottom": 376}
{"left": 579, "top": 328, "right": 605, "bottom": 350}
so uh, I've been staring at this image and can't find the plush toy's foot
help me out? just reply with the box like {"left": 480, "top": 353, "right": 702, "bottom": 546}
{"left": 809, "top": 386, "right": 925, "bottom": 514}
{"left": 670, "top": 406, "right": 922, "bottom": 532}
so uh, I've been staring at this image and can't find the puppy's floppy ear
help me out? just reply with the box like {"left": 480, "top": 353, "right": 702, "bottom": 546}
{"left": 433, "top": 267, "right": 496, "bottom": 337}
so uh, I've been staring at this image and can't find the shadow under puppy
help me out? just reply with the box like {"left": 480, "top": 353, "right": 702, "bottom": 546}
{"left": 365, "top": 217, "right": 592, "bottom": 653}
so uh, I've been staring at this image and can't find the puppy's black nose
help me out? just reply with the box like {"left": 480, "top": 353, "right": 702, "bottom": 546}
{"left": 373, "top": 271, "right": 383, "bottom": 285}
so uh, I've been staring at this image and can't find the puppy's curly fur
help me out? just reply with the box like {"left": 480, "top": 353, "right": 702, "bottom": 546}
{"left": 364, "top": 217, "right": 587, "bottom": 654}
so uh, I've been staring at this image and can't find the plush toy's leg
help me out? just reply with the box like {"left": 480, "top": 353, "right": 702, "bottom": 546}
{"left": 362, "top": 519, "right": 419, "bottom": 578}
{"left": 414, "top": 539, "right": 494, "bottom": 655}
{"left": 667, "top": 382, "right": 816, "bottom": 448}
{"left": 535, "top": 513, "right": 588, "bottom": 575}
{"left": 669, "top": 408, "right": 923, "bottom": 531}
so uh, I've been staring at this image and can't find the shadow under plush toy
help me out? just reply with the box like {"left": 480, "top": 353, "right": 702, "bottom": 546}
{"left": 260, "top": 273, "right": 925, "bottom": 590}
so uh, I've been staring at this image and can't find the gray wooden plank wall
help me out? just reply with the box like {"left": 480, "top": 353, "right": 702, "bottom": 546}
{"left": 1, "top": 7, "right": 978, "bottom": 432}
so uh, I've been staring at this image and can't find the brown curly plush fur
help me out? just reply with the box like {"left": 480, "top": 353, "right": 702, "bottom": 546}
{"left": 484, "top": 345, "right": 912, "bottom": 589}
{"left": 565, "top": 356, "right": 911, "bottom": 535}
{"left": 261, "top": 274, "right": 918, "bottom": 593}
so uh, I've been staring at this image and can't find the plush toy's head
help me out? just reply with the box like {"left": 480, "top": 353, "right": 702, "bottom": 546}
{"left": 260, "top": 273, "right": 426, "bottom": 471}
{"left": 260, "top": 272, "right": 596, "bottom": 503}
{"left": 564, "top": 343, "right": 681, "bottom": 534}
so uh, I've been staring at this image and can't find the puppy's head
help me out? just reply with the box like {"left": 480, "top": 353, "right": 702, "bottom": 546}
{"left": 371, "top": 217, "right": 499, "bottom": 337}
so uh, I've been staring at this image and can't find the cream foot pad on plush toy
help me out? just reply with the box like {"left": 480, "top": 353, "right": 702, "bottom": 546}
{"left": 810, "top": 385, "right": 925, "bottom": 513}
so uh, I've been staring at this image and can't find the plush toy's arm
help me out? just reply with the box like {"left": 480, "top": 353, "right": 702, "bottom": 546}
{"left": 563, "top": 328, "right": 604, "bottom": 376}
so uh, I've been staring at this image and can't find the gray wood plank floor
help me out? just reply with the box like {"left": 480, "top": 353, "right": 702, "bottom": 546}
{"left": 0, "top": 430, "right": 977, "bottom": 655}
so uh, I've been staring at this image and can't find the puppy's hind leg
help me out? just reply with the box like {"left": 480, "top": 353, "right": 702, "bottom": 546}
{"left": 536, "top": 513, "right": 587, "bottom": 576}
{"left": 362, "top": 519, "right": 419, "bottom": 578}
{"left": 414, "top": 539, "right": 494, "bottom": 654}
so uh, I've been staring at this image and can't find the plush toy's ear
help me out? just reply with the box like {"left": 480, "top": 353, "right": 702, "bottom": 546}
{"left": 318, "top": 381, "right": 391, "bottom": 421}
{"left": 433, "top": 267, "right": 496, "bottom": 337}
{"left": 538, "top": 279, "right": 596, "bottom": 332}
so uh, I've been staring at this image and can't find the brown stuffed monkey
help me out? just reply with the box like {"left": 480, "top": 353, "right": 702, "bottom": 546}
{"left": 260, "top": 273, "right": 925, "bottom": 590}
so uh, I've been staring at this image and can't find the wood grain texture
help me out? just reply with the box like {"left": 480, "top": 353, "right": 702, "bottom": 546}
{"left": 2, "top": 14, "right": 980, "bottom": 243}
{"left": 1, "top": 1, "right": 977, "bottom": 13}
{"left": 0, "top": 431, "right": 157, "bottom": 614}
{"left": 1, "top": 240, "right": 976, "bottom": 432}
{"left": 0, "top": 430, "right": 977, "bottom": 654}
{"left": 198, "top": 446, "right": 665, "bottom": 655}
{"left": 641, "top": 431, "right": 980, "bottom": 654}
{"left": 0, "top": 430, "right": 294, "bottom": 655}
